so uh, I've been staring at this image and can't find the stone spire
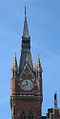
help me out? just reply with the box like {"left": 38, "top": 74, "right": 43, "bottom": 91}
{"left": 54, "top": 93, "right": 58, "bottom": 108}
{"left": 36, "top": 54, "right": 42, "bottom": 79}
{"left": 12, "top": 53, "right": 18, "bottom": 78}
{"left": 37, "top": 54, "right": 41, "bottom": 69}
{"left": 13, "top": 53, "right": 18, "bottom": 70}
{"left": 19, "top": 7, "right": 33, "bottom": 74}
{"left": 23, "top": 6, "right": 30, "bottom": 38}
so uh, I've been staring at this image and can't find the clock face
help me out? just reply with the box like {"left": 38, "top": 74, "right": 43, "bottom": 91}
{"left": 21, "top": 80, "right": 34, "bottom": 91}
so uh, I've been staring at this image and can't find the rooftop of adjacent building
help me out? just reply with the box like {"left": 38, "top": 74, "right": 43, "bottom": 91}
{"left": 42, "top": 116, "right": 46, "bottom": 119}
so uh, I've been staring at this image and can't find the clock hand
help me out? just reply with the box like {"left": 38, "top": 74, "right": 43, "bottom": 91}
{"left": 23, "top": 84, "right": 27, "bottom": 87}
{"left": 23, "top": 81, "right": 28, "bottom": 87}
{"left": 26, "top": 80, "right": 28, "bottom": 85}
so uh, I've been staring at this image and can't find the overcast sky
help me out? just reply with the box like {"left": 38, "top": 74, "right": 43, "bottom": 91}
{"left": 0, "top": 0, "right": 60, "bottom": 118}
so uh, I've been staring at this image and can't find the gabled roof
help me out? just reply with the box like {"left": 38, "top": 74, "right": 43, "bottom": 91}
{"left": 19, "top": 63, "right": 35, "bottom": 80}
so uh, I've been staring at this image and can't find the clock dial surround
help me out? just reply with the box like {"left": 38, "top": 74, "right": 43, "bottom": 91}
{"left": 20, "top": 80, "right": 34, "bottom": 91}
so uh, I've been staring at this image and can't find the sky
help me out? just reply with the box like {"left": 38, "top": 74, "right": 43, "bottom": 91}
{"left": 0, "top": 0, "right": 60, "bottom": 118}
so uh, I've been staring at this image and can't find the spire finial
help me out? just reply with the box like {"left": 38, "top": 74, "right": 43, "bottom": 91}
{"left": 25, "top": 6, "right": 26, "bottom": 16}
{"left": 54, "top": 92, "right": 58, "bottom": 108}
{"left": 24, "top": 6, "right": 27, "bottom": 22}
{"left": 14, "top": 52, "right": 16, "bottom": 60}
{"left": 22, "top": 6, "right": 30, "bottom": 38}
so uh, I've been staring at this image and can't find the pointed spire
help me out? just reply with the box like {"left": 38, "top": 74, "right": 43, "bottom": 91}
{"left": 12, "top": 53, "right": 18, "bottom": 78}
{"left": 37, "top": 54, "right": 41, "bottom": 68}
{"left": 37, "top": 54, "right": 42, "bottom": 72}
{"left": 19, "top": 7, "right": 33, "bottom": 74}
{"left": 36, "top": 54, "right": 42, "bottom": 79}
{"left": 23, "top": 6, "right": 30, "bottom": 38}
{"left": 13, "top": 53, "right": 18, "bottom": 71}
{"left": 54, "top": 93, "right": 58, "bottom": 108}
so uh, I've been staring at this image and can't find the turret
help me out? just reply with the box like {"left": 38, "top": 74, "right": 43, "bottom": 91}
{"left": 11, "top": 53, "right": 19, "bottom": 96}
{"left": 36, "top": 55, "right": 43, "bottom": 105}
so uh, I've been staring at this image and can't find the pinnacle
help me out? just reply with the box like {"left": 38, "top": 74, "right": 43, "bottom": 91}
{"left": 36, "top": 54, "right": 42, "bottom": 73}
{"left": 13, "top": 53, "right": 18, "bottom": 71}
{"left": 37, "top": 54, "right": 41, "bottom": 68}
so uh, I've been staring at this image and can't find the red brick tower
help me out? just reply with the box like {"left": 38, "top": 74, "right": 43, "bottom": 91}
{"left": 10, "top": 7, "right": 43, "bottom": 119}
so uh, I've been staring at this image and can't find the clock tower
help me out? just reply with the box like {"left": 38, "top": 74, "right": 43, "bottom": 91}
{"left": 10, "top": 7, "right": 43, "bottom": 119}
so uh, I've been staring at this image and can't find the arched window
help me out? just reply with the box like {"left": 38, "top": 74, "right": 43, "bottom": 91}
{"left": 21, "top": 110, "right": 34, "bottom": 119}
{"left": 21, "top": 111, "right": 26, "bottom": 119}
